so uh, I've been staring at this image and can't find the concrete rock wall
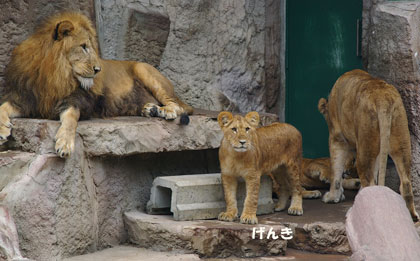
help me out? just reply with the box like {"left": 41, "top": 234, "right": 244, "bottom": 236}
{"left": 362, "top": 1, "right": 420, "bottom": 200}
{"left": 96, "top": 0, "right": 269, "bottom": 112}
{"left": 0, "top": 116, "right": 222, "bottom": 260}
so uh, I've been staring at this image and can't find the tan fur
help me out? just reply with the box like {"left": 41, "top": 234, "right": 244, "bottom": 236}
{"left": 270, "top": 157, "right": 359, "bottom": 201}
{"left": 319, "top": 69, "right": 418, "bottom": 221}
{"left": 0, "top": 12, "right": 192, "bottom": 157}
{"left": 217, "top": 111, "right": 320, "bottom": 224}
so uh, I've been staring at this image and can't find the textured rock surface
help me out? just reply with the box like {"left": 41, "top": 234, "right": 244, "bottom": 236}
{"left": 363, "top": 1, "right": 420, "bottom": 199}
{"left": 0, "top": 0, "right": 95, "bottom": 95}
{"left": 6, "top": 116, "right": 223, "bottom": 156}
{"left": 0, "top": 116, "right": 224, "bottom": 260}
{"left": 346, "top": 186, "right": 420, "bottom": 261}
{"left": 96, "top": 0, "right": 268, "bottom": 112}
{"left": 64, "top": 246, "right": 200, "bottom": 261}
{"left": 0, "top": 205, "right": 27, "bottom": 260}
{"left": 124, "top": 210, "right": 287, "bottom": 258}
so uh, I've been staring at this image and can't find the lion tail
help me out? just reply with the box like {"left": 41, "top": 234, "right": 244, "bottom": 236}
{"left": 377, "top": 105, "right": 392, "bottom": 186}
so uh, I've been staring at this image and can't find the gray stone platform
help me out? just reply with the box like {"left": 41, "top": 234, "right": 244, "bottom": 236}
{"left": 125, "top": 190, "right": 358, "bottom": 258}
{"left": 0, "top": 113, "right": 278, "bottom": 260}
{"left": 146, "top": 174, "right": 274, "bottom": 221}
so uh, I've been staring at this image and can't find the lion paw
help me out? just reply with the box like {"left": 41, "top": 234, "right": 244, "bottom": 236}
{"left": 322, "top": 190, "right": 345, "bottom": 203}
{"left": 0, "top": 115, "right": 12, "bottom": 144}
{"left": 287, "top": 206, "right": 303, "bottom": 216}
{"left": 319, "top": 173, "right": 330, "bottom": 183}
{"left": 218, "top": 211, "right": 238, "bottom": 222}
{"left": 55, "top": 128, "right": 75, "bottom": 158}
{"left": 303, "top": 190, "right": 322, "bottom": 199}
{"left": 0, "top": 126, "right": 11, "bottom": 144}
{"left": 158, "top": 107, "right": 177, "bottom": 120}
{"left": 142, "top": 103, "right": 159, "bottom": 117}
{"left": 240, "top": 213, "right": 258, "bottom": 224}
{"left": 142, "top": 103, "right": 178, "bottom": 120}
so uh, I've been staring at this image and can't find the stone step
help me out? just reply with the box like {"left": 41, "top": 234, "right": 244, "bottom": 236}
{"left": 146, "top": 173, "right": 274, "bottom": 221}
{"left": 126, "top": 190, "right": 359, "bottom": 258}
{"left": 124, "top": 210, "right": 288, "bottom": 258}
{"left": 64, "top": 246, "right": 349, "bottom": 261}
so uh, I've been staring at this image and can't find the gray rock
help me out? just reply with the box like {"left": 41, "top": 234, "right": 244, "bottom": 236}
{"left": 6, "top": 116, "right": 223, "bottom": 156}
{"left": 289, "top": 222, "right": 350, "bottom": 255}
{"left": 64, "top": 246, "right": 200, "bottom": 261}
{"left": 124, "top": 210, "right": 287, "bottom": 258}
{"left": 96, "top": 0, "right": 267, "bottom": 113}
{"left": 346, "top": 186, "right": 420, "bottom": 261}
{"left": 0, "top": 116, "right": 223, "bottom": 260}
{"left": 0, "top": 205, "right": 28, "bottom": 260}
{"left": 363, "top": 1, "right": 420, "bottom": 200}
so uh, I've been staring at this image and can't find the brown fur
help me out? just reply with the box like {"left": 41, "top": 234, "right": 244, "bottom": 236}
{"left": 0, "top": 12, "right": 192, "bottom": 157}
{"left": 318, "top": 69, "right": 418, "bottom": 221}
{"left": 217, "top": 111, "right": 321, "bottom": 224}
{"left": 271, "top": 157, "right": 360, "bottom": 198}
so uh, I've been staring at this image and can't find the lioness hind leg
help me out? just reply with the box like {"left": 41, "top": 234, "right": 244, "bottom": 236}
{"left": 271, "top": 172, "right": 290, "bottom": 212}
{"left": 0, "top": 102, "right": 21, "bottom": 144}
{"left": 390, "top": 134, "right": 419, "bottom": 222}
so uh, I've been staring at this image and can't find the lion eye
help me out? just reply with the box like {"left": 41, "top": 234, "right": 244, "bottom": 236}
{"left": 245, "top": 127, "right": 250, "bottom": 132}
{"left": 232, "top": 127, "right": 237, "bottom": 133}
{"left": 81, "top": 43, "right": 87, "bottom": 50}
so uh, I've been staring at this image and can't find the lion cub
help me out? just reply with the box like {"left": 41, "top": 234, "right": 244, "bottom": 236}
{"left": 217, "top": 111, "right": 320, "bottom": 224}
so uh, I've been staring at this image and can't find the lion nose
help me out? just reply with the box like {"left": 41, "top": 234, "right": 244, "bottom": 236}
{"left": 93, "top": 66, "right": 101, "bottom": 74}
{"left": 239, "top": 140, "right": 246, "bottom": 145}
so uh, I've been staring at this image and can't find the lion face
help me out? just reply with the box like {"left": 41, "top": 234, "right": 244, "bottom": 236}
{"left": 218, "top": 111, "right": 260, "bottom": 152}
{"left": 55, "top": 20, "right": 101, "bottom": 90}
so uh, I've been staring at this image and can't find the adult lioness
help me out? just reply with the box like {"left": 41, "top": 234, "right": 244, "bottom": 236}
{"left": 318, "top": 69, "right": 418, "bottom": 221}
{"left": 0, "top": 12, "right": 192, "bottom": 158}
{"left": 217, "top": 111, "right": 320, "bottom": 224}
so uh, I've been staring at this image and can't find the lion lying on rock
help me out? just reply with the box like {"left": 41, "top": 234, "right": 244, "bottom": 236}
{"left": 0, "top": 12, "right": 192, "bottom": 158}
{"left": 300, "top": 157, "right": 360, "bottom": 190}
{"left": 217, "top": 111, "right": 321, "bottom": 224}
{"left": 318, "top": 69, "right": 418, "bottom": 221}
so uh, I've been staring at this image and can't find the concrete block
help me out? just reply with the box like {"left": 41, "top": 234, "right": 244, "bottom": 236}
{"left": 146, "top": 173, "right": 274, "bottom": 221}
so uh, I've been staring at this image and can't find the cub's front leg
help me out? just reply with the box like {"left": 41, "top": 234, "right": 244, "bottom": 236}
{"left": 240, "top": 171, "right": 262, "bottom": 224}
{"left": 55, "top": 107, "right": 80, "bottom": 158}
{"left": 218, "top": 174, "right": 238, "bottom": 222}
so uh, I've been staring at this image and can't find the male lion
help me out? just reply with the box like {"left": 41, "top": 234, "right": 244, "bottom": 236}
{"left": 217, "top": 111, "right": 321, "bottom": 224}
{"left": 318, "top": 69, "right": 419, "bottom": 221}
{"left": 0, "top": 12, "right": 192, "bottom": 157}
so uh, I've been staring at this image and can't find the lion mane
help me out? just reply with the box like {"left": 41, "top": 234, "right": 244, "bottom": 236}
{"left": 3, "top": 12, "right": 101, "bottom": 119}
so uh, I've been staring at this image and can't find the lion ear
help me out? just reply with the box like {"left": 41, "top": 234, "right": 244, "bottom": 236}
{"left": 245, "top": 111, "right": 260, "bottom": 128}
{"left": 53, "top": 20, "right": 74, "bottom": 41}
{"left": 218, "top": 111, "right": 233, "bottom": 128}
{"left": 318, "top": 98, "right": 328, "bottom": 115}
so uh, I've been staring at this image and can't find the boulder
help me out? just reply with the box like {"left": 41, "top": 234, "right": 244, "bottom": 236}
{"left": 346, "top": 186, "right": 420, "bottom": 261}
